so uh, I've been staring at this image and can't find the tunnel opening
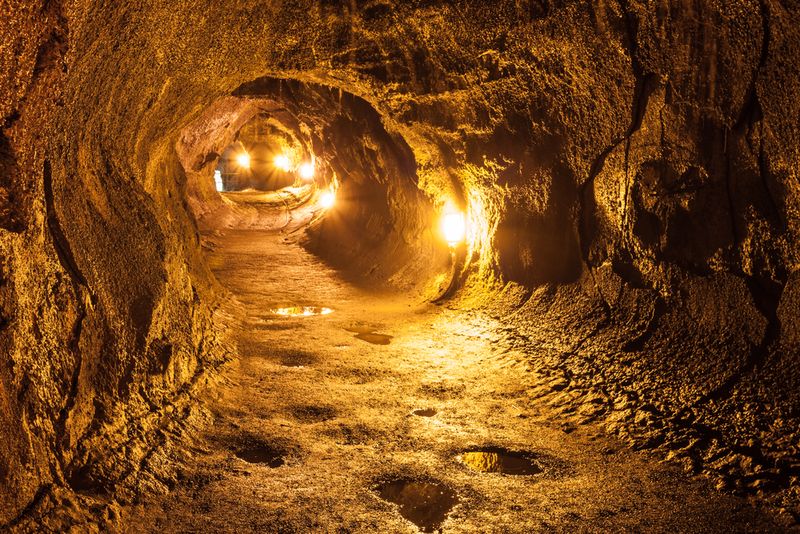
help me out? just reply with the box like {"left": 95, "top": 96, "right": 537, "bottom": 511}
{"left": 177, "top": 77, "right": 455, "bottom": 297}
{"left": 214, "top": 113, "right": 310, "bottom": 193}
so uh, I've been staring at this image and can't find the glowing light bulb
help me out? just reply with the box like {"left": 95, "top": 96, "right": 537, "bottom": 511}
{"left": 319, "top": 190, "right": 335, "bottom": 209}
{"left": 236, "top": 152, "right": 251, "bottom": 169}
{"left": 441, "top": 206, "right": 466, "bottom": 246}
{"left": 299, "top": 162, "right": 315, "bottom": 180}
{"left": 274, "top": 154, "right": 291, "bottom": 171}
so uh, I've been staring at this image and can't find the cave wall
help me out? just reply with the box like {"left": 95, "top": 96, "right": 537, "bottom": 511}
{"left": 0, "top": 0, "right": 234, "bottom": 524}
{"left": 2, "top": 0, "right": 799, "bottom": 524}
{"left": 577, "top": 0, "right": 800, "bottom": 489}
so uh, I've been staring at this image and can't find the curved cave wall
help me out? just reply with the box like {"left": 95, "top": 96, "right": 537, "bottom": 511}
{"left": 1, "top": 0, "right": 799, "bottom": 524}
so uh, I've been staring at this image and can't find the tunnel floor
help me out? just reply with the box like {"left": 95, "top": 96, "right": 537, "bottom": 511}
{"left": 120, "top": 210, "right": 782, "bottom": 532}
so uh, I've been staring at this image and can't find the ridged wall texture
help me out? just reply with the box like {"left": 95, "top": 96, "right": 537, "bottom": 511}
{"left": 1, "top": 0, "right": 799, "bottom": 525}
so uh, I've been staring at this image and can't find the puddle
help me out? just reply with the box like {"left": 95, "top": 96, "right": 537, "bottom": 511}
{"left": 355, "top": 332, "right": 393, "bottom": 345}
{"left": 460, "top": 448, "right": 542, "bottom": 475}
{"left": 412, "top": 408, "right": 437, "bottom": 417}
{"left": 234, "top": 442, "right": 285, "bottom": 467}
{"left": 270, "top": 306, "right": 333, "bottom": 317}
{"left": 377, "top": 479, "right": 458, "bottom": 533}
{"left": 344, "top": 325, "right": 392, "bottom": 345}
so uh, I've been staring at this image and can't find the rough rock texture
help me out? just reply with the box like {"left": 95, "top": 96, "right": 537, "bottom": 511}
{"left": 1, "top": 0, "right": 799, "bottom": 526}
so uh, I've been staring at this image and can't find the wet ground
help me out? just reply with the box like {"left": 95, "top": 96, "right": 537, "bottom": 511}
{"left": 122, "top": 204, "right": 785, "bottom": 532}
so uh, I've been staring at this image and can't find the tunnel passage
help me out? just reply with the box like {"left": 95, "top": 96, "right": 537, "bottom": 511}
{"left": 214, "top": 115, "right": 305, "bottom": 193}
{"left": 177, "top": 78, "right": 453, "bottom": 293}
{"left": 2, "top": 0, "right": 800, "bottom": 530}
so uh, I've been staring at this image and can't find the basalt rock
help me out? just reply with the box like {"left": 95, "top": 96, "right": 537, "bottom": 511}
{"left": 1, "top": 0, "right": 799, "bottom": 526}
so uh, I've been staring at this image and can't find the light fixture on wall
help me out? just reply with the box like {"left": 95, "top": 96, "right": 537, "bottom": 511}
{"left": 273, "top": 154, "right": 292, "bottom": 172}
{"left": 441, "top": 202, "right": 466, "bottom": 247}
{"left": 236, "top": 151, "right": 251, "bottom": 169}
{"left": 299, "top": 162, "right": 315, "bottom": 181}
{"left": 319, "top": 189, "right": 335, "bottom": 209}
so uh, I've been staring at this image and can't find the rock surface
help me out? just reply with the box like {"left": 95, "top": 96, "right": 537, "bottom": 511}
{"left": 1, "top": 0, "right": 799, "bottom": 527}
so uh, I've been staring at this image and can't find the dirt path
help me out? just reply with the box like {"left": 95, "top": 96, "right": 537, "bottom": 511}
{"left": 123, "top": 222, "right": 782, "bottom": 533}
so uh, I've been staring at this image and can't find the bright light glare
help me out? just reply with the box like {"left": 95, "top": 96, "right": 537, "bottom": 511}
{"left": 319, "top": 190, "right": 335, "bottom": 209}
{"left": 236, "top": 152, "right": 251, "bottom": 169}
{"left": 299, "top": 162, "right": 315, "bottom": 180}
{"left": 274, "top": 154, "right": 292, "bottom": 171}
{"left": 441, "top": 208, "right": 466, "bottom": 246}
{"left": 214, "top": 170, "right": 224, "bottom": 192}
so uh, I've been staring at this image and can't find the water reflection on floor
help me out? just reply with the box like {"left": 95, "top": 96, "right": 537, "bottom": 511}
{"left": 270, "top": 306, "right": 334, "bottom": 317}
{"left": 376, "top": 478, "right": 459, "bottom": 533}
{"left": 460, "top": 448, "right": 542, "bottom": 475}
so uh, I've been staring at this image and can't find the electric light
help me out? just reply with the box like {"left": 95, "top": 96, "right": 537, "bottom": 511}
{"left": 319, "top": 189, "right": 335, "bottom": 209}
{"left": 274, "top": 154, "right": 292, "bottom": 172}
{"left": 441, "top": 205, "right": 466, "bottom": 246}
{"left": 236, "top": 151, "right": 251, "bottom": 169}
{"left": 299, "top": 162, "right": 315, "bottom": 180}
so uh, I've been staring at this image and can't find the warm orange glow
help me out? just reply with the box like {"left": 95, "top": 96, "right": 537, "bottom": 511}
{"left": 319, "top": 189, "right": 335, "bottom": 209}
{"left": 441, "top": 205, "right": 466, "bottom": 246}
{"left": 236, "top": 152, "right": 251, "bottom": 169}
{"left": 273, "top": 154, "right": 292, "bottom": 172}
{"left": 299, "top": 162, "right": 315, "bottom": 180}
{"left": 271, "top": 306, "right": 333, "bottom": 317}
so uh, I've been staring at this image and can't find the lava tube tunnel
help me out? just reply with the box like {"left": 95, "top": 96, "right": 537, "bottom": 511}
{"left": 1, "top": 1, "right": 799, "bottom": 532}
